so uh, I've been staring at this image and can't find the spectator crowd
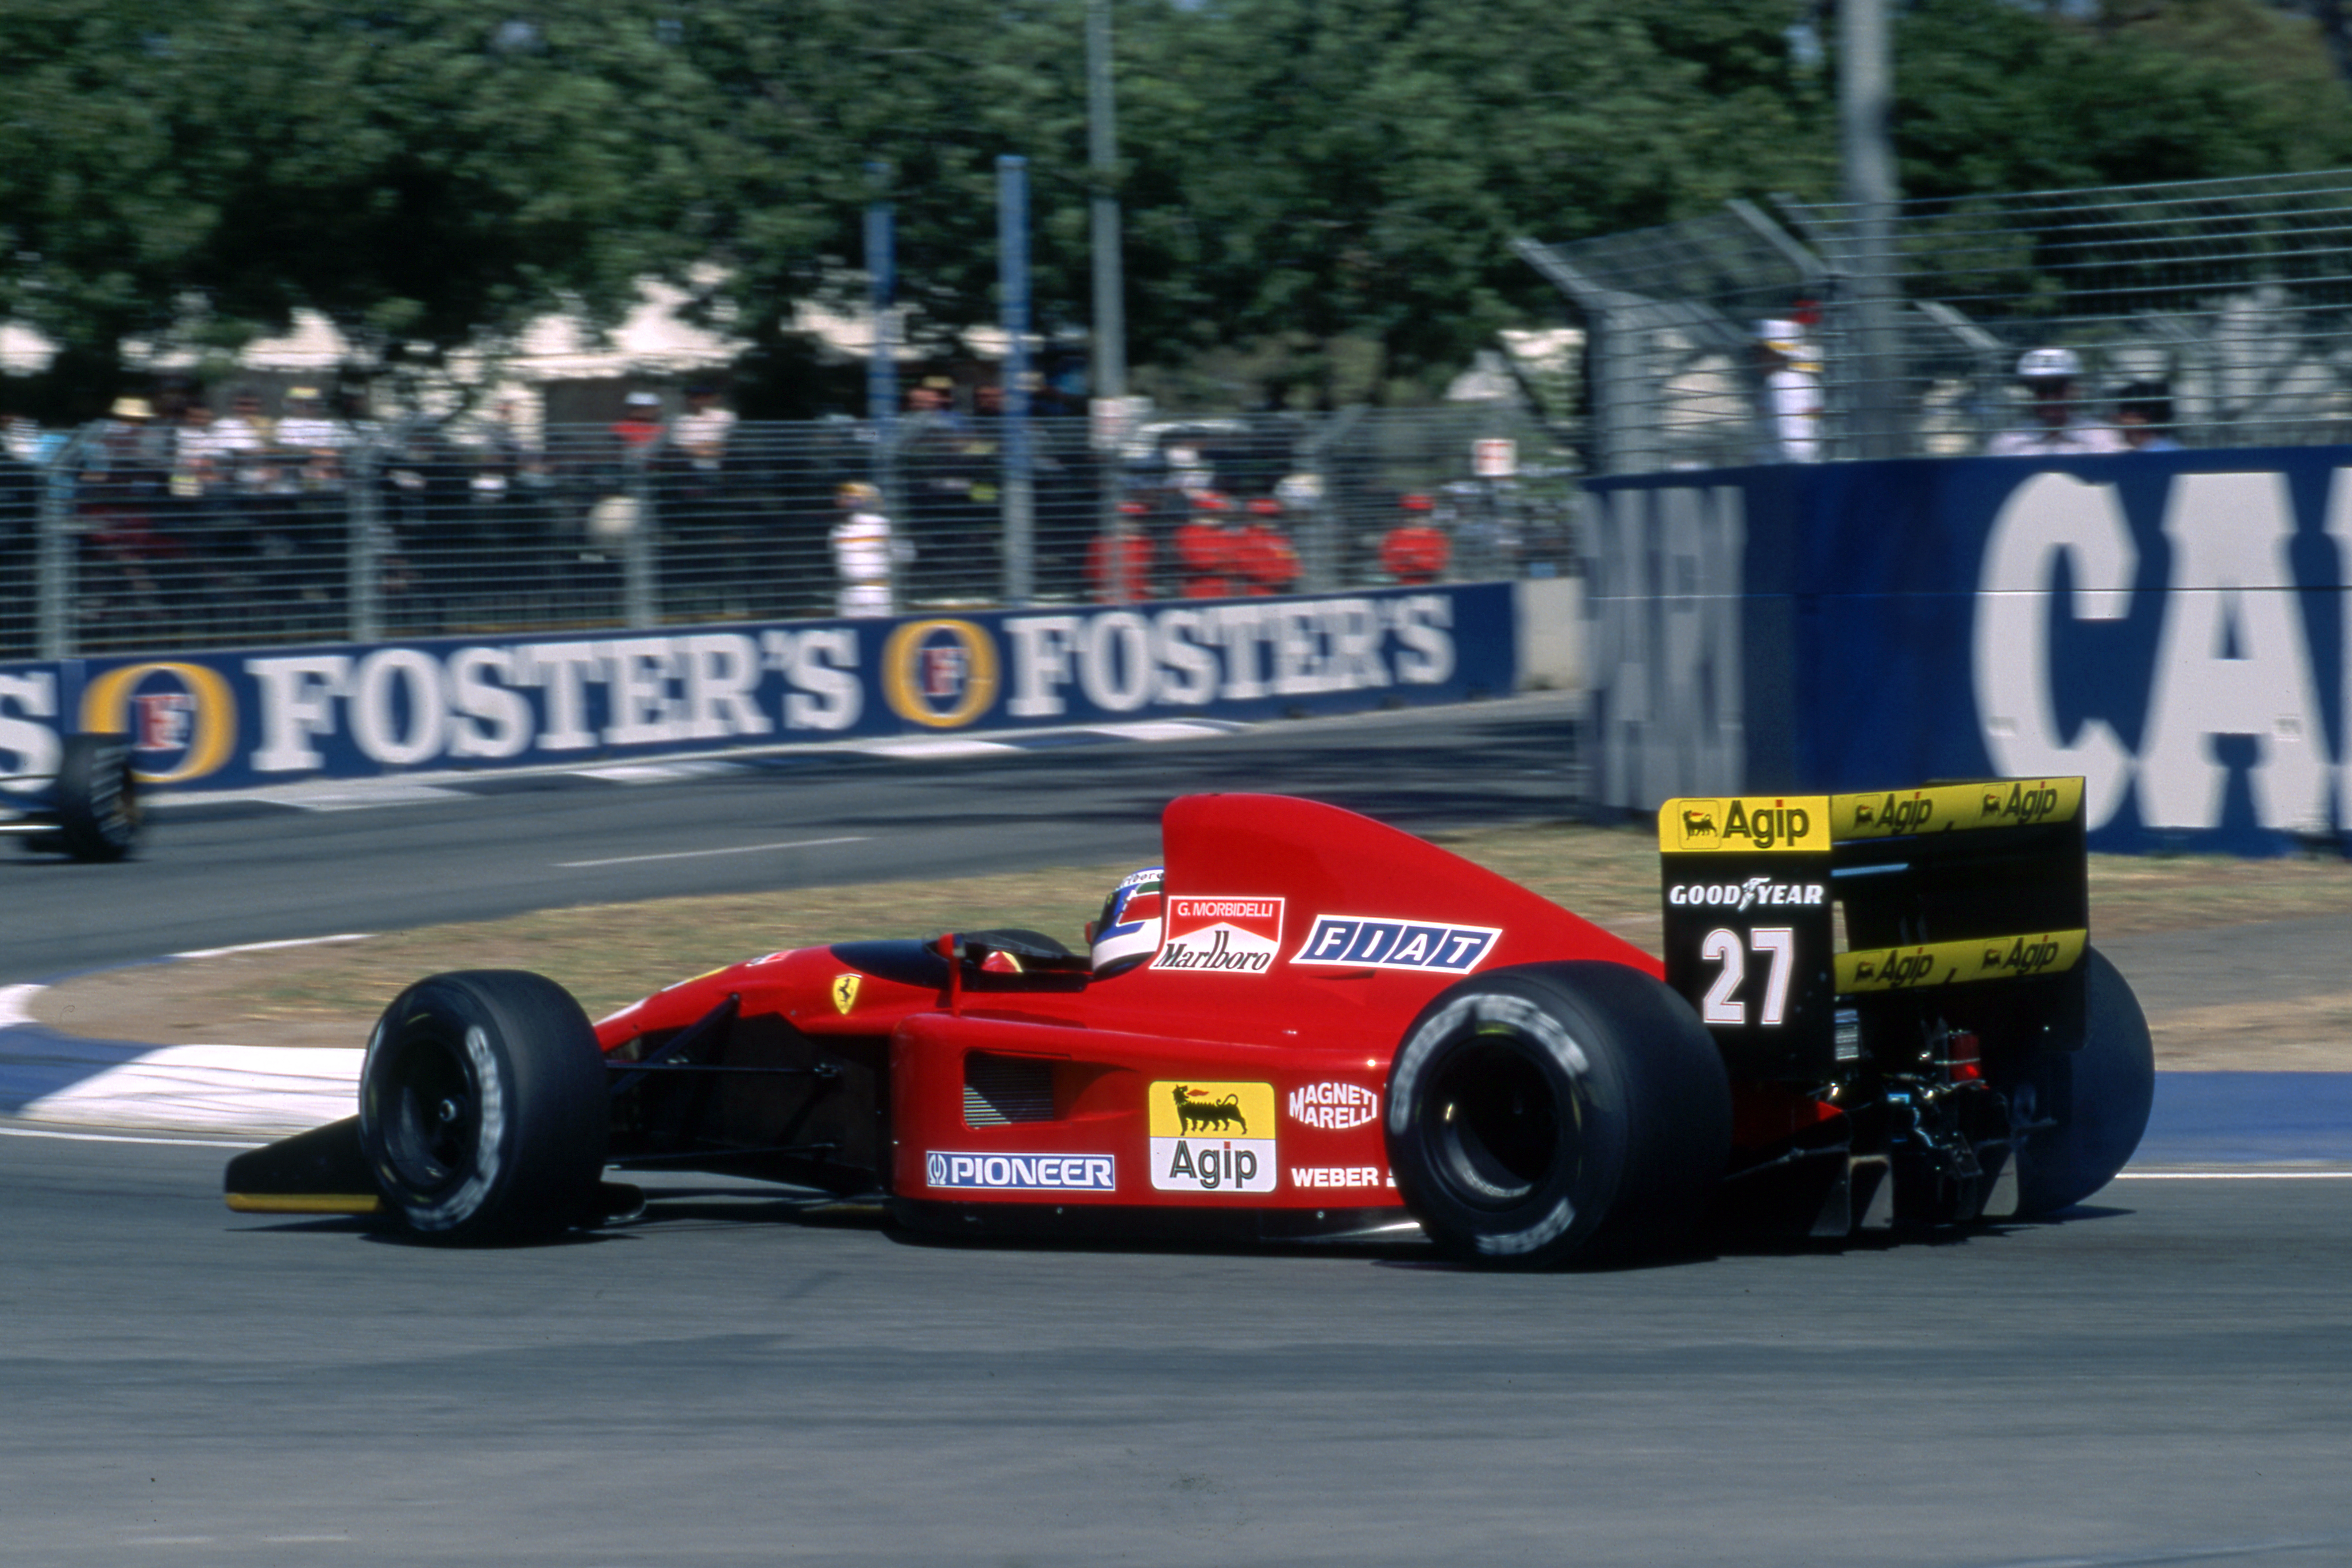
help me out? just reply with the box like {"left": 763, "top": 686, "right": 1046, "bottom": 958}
{"left": 1, "top": 378, "right": 1571, "bottom": 659}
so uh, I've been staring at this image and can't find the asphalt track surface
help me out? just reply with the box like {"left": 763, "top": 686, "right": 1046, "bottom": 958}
{"left": 5, "top": 696, "right": 2351, "bottom": 1564}
{"left": 4, "top": 1135, "right": 2348, "bottom": 1568}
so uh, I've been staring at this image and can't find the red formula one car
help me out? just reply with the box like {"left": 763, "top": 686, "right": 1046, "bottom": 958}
{"left": 227, "top": 787, "right": 2153, "bottom": 1266}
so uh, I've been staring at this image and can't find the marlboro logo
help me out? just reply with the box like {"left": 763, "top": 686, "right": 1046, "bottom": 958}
{"left": 1150, "top": 895, "right": 1285, "bottom": 974}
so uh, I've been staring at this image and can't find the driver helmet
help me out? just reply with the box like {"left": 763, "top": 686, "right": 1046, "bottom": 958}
{"left": 1088, "top": 866, "right": 1166, "bottom": 976}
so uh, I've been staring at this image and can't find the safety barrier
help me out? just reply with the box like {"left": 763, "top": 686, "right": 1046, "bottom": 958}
{"left": 0, "top": 583, "right": 1519, "bottom": 792}
{"left": 1586, "top": 446, "right": 2352, "bottom": 856}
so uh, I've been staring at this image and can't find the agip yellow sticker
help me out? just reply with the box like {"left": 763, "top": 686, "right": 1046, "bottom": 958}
{"left": 1830, "top": 778, "right": 2084, "bottom": 840}
{"left": 1148, "top": 1081, "right": 1278, "bottom": 1193}
{"left": 1836, "top": 929, "right": 2086, "bottom": 993}
{"left": 1660, "top": 796, "right": 1831, "bottom": 854}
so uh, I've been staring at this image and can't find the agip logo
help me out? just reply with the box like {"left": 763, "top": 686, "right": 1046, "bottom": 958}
{"left": 882, "top": 619, "right": 1001, "bottom": 729}
{"left": 1148, "top": 1081, "right": 1278, "bottom": 1193}
{"left": 1661, "top": 796, "right": 1829, "bottom": 854}
{"left": 78, "top": 662, "right": 238, "bottom": 784}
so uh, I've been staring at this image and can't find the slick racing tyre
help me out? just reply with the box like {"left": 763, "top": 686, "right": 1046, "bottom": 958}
{"left": 2002, "top": 947, "right": 2154, "bottom": 1215}
{"left": 1386, "top": 961, "right": 1731, "bottom": 1268}
{"left": 358, "top": 971, "right": 609, "bottom": 1244}
{"left": 55, "top": 733, "right": 140, "bottom": 862}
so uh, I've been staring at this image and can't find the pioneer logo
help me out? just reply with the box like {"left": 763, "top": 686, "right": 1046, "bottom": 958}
{"left": 924, "top": 1152, "right": 1116, "bottom": 1191}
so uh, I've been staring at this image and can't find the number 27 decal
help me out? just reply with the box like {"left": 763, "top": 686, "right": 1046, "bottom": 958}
{"left": 1699, "top": 927, "right": 1797, "bottom": 1027}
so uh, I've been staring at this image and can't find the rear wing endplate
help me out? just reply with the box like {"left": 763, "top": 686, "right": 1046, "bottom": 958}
{"left": 1657, "top": 781, "right": 2088, "bottom": 1080}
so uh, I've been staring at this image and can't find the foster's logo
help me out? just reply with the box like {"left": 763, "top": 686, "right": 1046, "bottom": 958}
{"left": 78, "top": 661, "right": 238, "bottom": 784}
{"left": 882, "top": 619, "right": 1000, "bottom": 729}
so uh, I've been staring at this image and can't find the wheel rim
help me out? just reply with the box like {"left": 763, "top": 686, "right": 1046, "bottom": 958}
{"left": 377, "top": 1024, "right": 482, "bottom": 1197}
{"left": 1423, "top": 1032, "right": 1576, "bottom": 1211}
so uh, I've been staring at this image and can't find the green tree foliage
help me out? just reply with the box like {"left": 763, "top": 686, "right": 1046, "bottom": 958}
{"left": 0, "top": 0, "right": 696, "bottom": 410}
{"left": 1894, "top": 0, "right": 2352, "bottom": 198}
{"left": 2, "top": 0, "right": 2348, "bottom": 415}
{"left": 1114, "top": 0, "right": 1831, "bottom": 403}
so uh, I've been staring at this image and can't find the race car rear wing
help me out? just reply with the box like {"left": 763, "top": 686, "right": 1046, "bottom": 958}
{"left": 1658, "top": 780, "right": 2088, "bottom": 1080}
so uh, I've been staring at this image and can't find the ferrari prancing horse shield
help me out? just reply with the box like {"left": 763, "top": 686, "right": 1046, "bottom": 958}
{"left": 832, "top": 974, "right": 861, "bottom": 1014}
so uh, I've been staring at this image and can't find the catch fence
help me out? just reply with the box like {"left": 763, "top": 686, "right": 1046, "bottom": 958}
{"left": 1518, "top": 167, "right": 2352, "bottom": 472}
{"left": 0, "top": 405, "right": 1572, "bottom": 661}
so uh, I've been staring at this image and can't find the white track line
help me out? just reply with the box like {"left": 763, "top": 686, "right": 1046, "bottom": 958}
{"left": 557, "top": 834, "right": 867, "bottom": 869}
{"left": 853, "top": 737, "right": 1019, "bottom": 759}
{"left": 19, "top": 1045, "right": 361, "bottom": 1135}
{"left": 0, "top": 1125, "right": 262, "bottom": 1148}
{"left": 0, "top": 983, "right": 41, "bottom": 1027}
{"left": 2115, "top": 1170, "right": 2352, "bottom": 1180}
{"left": 172, "top": 932, "right": 375, "bottom": 961}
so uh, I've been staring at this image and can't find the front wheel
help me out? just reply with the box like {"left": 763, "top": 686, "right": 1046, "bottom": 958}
{"left": 1386, "top": 962, "right": 1731, "bottom": 1268}
{"left": 358, "top": 971, "right": 609, "bottom": 1243}
{"left": 55, "top": 734, "right": 140, "bottom": 861}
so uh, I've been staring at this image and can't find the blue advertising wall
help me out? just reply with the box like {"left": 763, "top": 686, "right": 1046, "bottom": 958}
{"left": 0, "top": 585, "right": 1513, "bottom": 792}
{"left": 1587, "top": 449, "right": 2352, "bottom": 855}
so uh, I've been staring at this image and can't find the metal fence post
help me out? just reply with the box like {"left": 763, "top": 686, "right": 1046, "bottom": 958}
{"left": 999, "top": 155, "right": 1036, "bottom": 607}
{"left": 1301, "top": 405, "right": 1365, "bottom": 593}
{"left": 348, "top": 437, "right": 383, "bottom": 642}
{"left": 623, "top": 453, "right": 658, "bottom": 629}
{"left": 36, "top": 436, "right": 78, "bottom": 659}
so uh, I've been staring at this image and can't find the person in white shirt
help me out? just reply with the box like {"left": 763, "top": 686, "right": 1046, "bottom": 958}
{"left": 1987, "top": 348, "right": 2125, "bottom": 456}
{"left": 668, "top": 383, "right": 736, "bottom": 473}
{"left": 831, "top": 481, "right": 908, "bottom": 618}
{"left": 1753, "top": 319, "right": 1823, "bottom": 463}
{"left": 274, "top": 385, "right": 350, "bottom": 453}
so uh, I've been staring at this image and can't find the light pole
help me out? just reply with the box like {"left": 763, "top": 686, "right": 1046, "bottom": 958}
{"left": 1087, "top": 0, "right": 1126, "bottom": 404}
{"left": 1840, "top": 0, "right": 1904, "bottom": 459}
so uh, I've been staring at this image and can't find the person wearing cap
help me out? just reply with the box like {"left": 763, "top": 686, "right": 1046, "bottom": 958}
{"left": 831, "top": 481, "right": 906, "bottom": 618}
{"left": 1753, "top": 319, "right": 1823, "bottom": 463}
{"left": 611, "top": 390, "right": 664, "bottom": 452}
{"left": 1989, "top": 348, "right": 2124, "bottom": 456}
{"left": 1381, "top": 493, "right": 1451, "bottom": 586}
{"left": 1231, "top": 495, "right": 1300, "bottom": 597}
{"left": 82, "top": 397, "right": 176, "bottom": 617}
{"left": 1174, "top": 491, "right": 1238, "bottom": 600}
{"left": 1087, "top": 499, "right": 1156, "bottom": 604}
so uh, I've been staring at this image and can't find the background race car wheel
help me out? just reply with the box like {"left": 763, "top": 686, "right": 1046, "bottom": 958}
{"left": 358, "top": 971, "right": 609, "bottom": 1244}
{"left": 54, "top": 734, "right": 140, "bottom": 862}
{"left": 1386, "top": 961, "right": 1731, "bottom": 1268}
{"left": 2003, "top": 948, "right": 2154, "bottom": 1215}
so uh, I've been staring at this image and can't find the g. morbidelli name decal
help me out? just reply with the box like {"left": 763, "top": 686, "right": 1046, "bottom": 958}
{"left": 1151, "top": 896, "right": 1284, "bottom": 973}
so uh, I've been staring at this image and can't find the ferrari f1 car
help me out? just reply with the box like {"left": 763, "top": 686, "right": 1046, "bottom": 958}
{"left": 2, "top": 733, "right": 140, "bottom": 861}
{"left": 226, "top": 784, "right": 2152, "bottom": 1267}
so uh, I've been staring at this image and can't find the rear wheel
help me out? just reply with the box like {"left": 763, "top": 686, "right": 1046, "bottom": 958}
{"left": 55, "top": 734, "right": 139, "bottom": 861}
{"left": 358, "top": 971, "right": 609, "bottom": 1243}
{"left": 1386, "top": 962, "right": 1731, "bottom": 1268}
{"left": 2004, "top": 948, "right": 2153, "bottom": 1214}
